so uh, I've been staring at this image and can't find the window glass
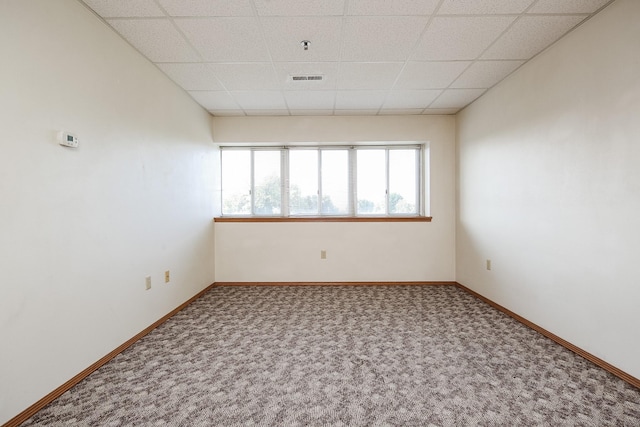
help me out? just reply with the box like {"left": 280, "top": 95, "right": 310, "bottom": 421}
{"left": 220, "top": 144, "right": 424, "bottom": 218}
{"left": 389, "top": 149, "right": 418, "bottom": 214}
{"left": 321, "top": 150, "right": 349, "bottom": 215}
{"left": 289, "top": 149, "right": 318, "bottom": 215}
{"left": 357, "top": 149, "right": 386, "bottom": 215}
{"left": 221, "top": 150, "right": 251, "bottom": 215}
{"left": 254, "top": 150, "right": 281, "bottom": 215}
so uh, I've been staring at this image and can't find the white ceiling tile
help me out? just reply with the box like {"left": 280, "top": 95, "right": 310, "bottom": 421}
{"left": 189, "top": 91, "right": 240, "bottom": 110}
{"left": 438, "top": 0, "right": 535, "bottom": 15}
{"left": 232, "top": 91, "right": 288, "bottom": 110}
{"left": 156, "top": 63, "right": 223, "bottom": 90}
{"left": 158, "top": 0, "right": 254, "bottom": 16}
{"left": 383, "top": 90, "right": 442, "bottom": 109}
{"left": 334, "top": 109, "right": 380, "bottom": 115}
{"left": 245, "top": 110, "right": 291, "bottom": 116}
{"left": 450, "top": 60, "right": 524, "bottom": 88}
{"left": 175, "top": 18, "right": 270, "bottom": 62}
{"left": 482, "top": 15, "right": 587, "bottom": 60}
{"left": 210, "top": 110, "right": 246, "bottom": 116}
{"left": 529, "top": 0, "right": 611, "bottom": 14}
{"left": 254, "top": 0, "right": 345, "bottom": 16}
{"left": 422, "top": 108, "right": 460, "bottom": 114}
{"left": 290, "top": 110, "right": 335, "bottom": 116}
{"left": 429, "top": 89, "right": 486, "bottom": 109}
{"left": 276, "top": 62, "right": 339, "bottom": 90}
{"left": 337, "top": 62, "right": 404, "bottom": 90}
{"left": 378, "top": 109, "right": 425, "bottom": 115}
{"left": 284, "top": 91, "right": 336, "bottom": 109}
{"left": 341, "top": 16, "right": 429, "bottom": 61}
{"left": 107, "top": 19, "right": 199, "bottom": 62}
{"left": 82, "top": 0, "right": 164, "bottom": 17}
{"left": 90, "top": 0, "right": 611, "bottom": 116}
{"left": 348, "top": 0, "right": 439, "bottom": 16}
{"left": 412, "top": 16, "right": 515, "bottom": 60}
{"left": 209, "top": 63, "right": 280, "bottom": 90}
{"left": 262, "top": 17, "right": 343, "bottom": 62}
{"left": 335, "top": 91, "right": 388, "bottom": 109}
{"left": 394, "top": 61, "right": 471, "bottom": 89}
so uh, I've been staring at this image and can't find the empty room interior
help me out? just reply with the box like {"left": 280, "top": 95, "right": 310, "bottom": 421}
{"left": 1, "top": 0, "right": 639, "bottom": 425}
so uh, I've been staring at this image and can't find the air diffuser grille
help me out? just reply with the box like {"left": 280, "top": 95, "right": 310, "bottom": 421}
{"left": 291, "top": 75, "right": 323, "bottom": 81}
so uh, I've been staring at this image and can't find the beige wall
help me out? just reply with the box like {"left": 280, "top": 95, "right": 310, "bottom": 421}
{"left": 456, "top": 0, "right": 640, "bottom": 379}
{"left": 0, "top": 1, "right": 216, "bottom": 423}
{"left": 4, "top": 0, "right": 637, "bottom": 423}
{"left": 213, "top": 115, "right": 456, "bottom": 282}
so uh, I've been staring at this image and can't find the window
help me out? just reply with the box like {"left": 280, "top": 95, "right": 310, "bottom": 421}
{"left": 220, "top": 144, "right": 426, "bottom": 218}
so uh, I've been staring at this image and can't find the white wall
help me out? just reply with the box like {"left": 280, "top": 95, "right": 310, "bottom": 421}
{"left": 456, "top": 0, "right": 640, "bottom": 379}
{"left": 0, "top": 1, "right": 216, "bottom": 423}
{"left": 213, "top": 116, "right": 456, "bottom": 282}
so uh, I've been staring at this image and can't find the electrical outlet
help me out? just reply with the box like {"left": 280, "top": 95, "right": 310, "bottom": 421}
{"left": 321, "top": 250, "right": 327, "bottom": 259}
{"left": 145, "top": 276, "right": 152, "bottom": 290}
{"left": 165, "top": 270, "right": 170, "bottom": 283}
{"left": 486, "top": 259, "right": 492, "bottom": 271}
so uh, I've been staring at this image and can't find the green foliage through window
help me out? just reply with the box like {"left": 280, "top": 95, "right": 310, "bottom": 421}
{"left": 221, "top": 145, "right": 423, "bottom": 217}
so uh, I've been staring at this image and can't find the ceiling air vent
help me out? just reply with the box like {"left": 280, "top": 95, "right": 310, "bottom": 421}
{"left": 290, "top": 75, "right": 324, "bottom": 81}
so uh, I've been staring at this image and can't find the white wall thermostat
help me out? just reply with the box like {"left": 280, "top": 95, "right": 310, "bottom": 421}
{"left": 58, "top": 131, "right": 79, "bottom": 148}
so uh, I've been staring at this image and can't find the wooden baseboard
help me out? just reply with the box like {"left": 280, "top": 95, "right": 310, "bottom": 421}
{"left": 3, "top": 283, "right": 217, "bottom": 427}
{"left": 7, "top": 280, "right": 637, "bottom": 426}
{"left": 455, "top": 282, "right": 640, "bottom": 390}
{"left": 214, "top": 281, "right": 456, "bottom": 286}
{"left": 221, "top": 281, "right": 639, "bottom": 389}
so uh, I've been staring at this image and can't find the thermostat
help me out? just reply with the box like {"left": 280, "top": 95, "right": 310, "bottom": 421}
{"left": 58, "top": 131, "right": 79, "bottom": 148}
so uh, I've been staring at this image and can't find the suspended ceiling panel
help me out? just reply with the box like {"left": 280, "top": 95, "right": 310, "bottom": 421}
{"left": 81, "top": 0, "right": 613, "bottom": 116}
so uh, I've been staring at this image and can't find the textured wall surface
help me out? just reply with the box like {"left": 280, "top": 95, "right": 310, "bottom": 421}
{"left": 457, "top": 0, "right": 640, "bottom": 379}
{"left": 213, "top": 115, "right": 456, "bottom": 282}
{"left": 0, "top": 1, "right": 216, "bottom": 423}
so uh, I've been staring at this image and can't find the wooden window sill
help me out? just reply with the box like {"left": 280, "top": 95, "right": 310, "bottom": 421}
{"left": 214, "top": 216, "right": 432, "bottom": 223}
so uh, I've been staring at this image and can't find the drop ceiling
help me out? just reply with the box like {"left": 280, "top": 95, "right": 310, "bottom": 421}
{"left": 80, "top": 0, "right": 612, "bottom": 116}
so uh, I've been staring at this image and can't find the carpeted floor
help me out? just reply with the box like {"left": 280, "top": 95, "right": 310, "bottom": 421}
{"left": 22, "top": 285, "right": 640, "bottom": 426}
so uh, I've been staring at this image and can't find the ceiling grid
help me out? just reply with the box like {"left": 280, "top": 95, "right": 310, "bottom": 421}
{"left": 80, "top": 0, "right": 614, "bottom": 116}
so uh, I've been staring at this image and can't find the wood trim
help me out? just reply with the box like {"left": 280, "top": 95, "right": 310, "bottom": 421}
{"left": 8, "top": 280, "right": 636, "bottom": 427}
{"left": 455, "top": 282, "right": 640, "bottom": 390}
{"left": 3, "top": 283, "right": 217, "bottom": 427}
{"left": 214, "top": 281, "right": 455, "bottom": 287}
{"left": 214, "top": 216, "right": 432, "bottom": 223}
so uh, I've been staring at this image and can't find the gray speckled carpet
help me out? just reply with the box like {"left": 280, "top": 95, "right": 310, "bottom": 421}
{"left": 22, "top": 285, "right": 640, "bottom": 426}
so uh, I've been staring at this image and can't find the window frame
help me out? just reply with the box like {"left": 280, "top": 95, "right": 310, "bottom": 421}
{"left": 218, "top": 143, "right": 430, "bottom": 221}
